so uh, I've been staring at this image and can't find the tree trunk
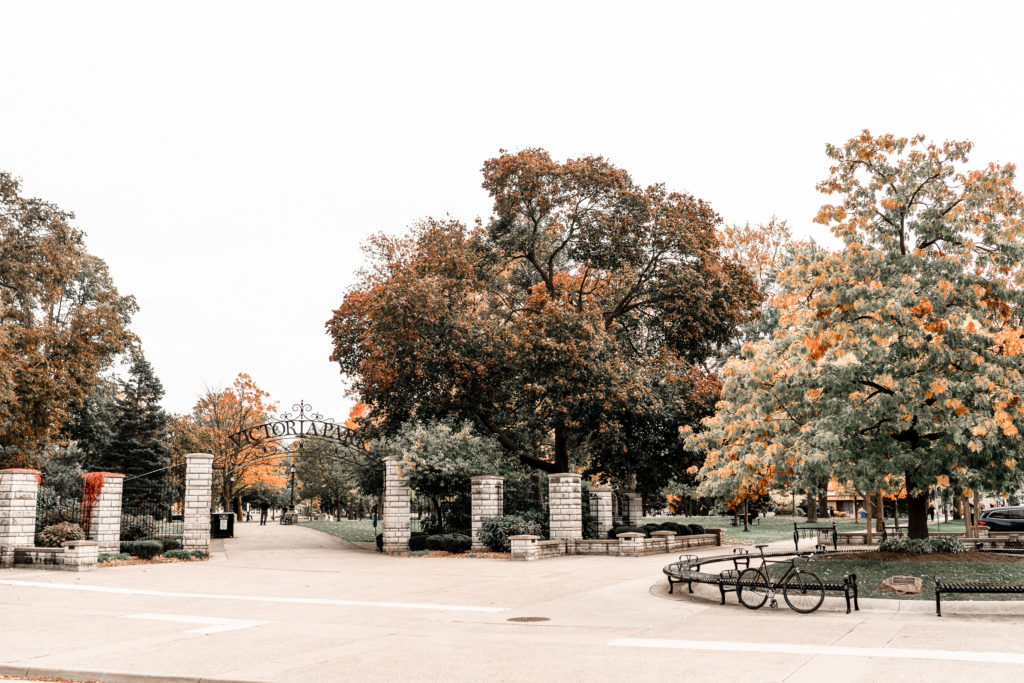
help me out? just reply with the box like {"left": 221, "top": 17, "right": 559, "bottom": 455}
{"left": 973, "top": 489, "right": 981, "bottom": 537}
{"left": 876, "top": 492, "right": 884, "bottom": 532}
{"left": 554, "top": 426, "right": 569, "bottom": 473}
{"left": 818, "top": 490, "right": 828, "bottom": 519}
{"left": 732, "top": 507, "right": 738, "bottom": 527}
{"left": 864, "top": 495, "right": 873, "bottom": 545}
{"left": 742, "top": 500, "right": 749, "bottom": 531}
{"left": 905, "top": 470, "right": 929, "bottom": 539}
{"left": 805, "top": 489, "right": 818, "bottom": 522}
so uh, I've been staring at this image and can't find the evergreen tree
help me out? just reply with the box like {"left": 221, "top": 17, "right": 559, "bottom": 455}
{"left": 106, "top": 352, "right": 171, "bottom": 506}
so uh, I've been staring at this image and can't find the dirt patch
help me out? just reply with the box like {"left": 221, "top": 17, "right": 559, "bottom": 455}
{"left": 820, "top": 551, "right": 1020, "bottom": 564}
{"left": 99, "top": 556, "right": 207, "bottom": 568}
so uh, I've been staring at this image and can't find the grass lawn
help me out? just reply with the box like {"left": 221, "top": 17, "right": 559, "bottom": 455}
{"left": 299, "top": 518, "right": 423, "bottom": 542}
{"left": 811, "top": 552, "right": 1024, "bottom": 600}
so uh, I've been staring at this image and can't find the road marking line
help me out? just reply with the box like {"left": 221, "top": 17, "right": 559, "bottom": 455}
{"left": 125, "top": 613, "right": 270, "bottom": 634}
{"left": 609, "top": 638, "right": 1024, "bottom": 664}
{"left": 0, "top": 579, "right": 507, "bottom": 613}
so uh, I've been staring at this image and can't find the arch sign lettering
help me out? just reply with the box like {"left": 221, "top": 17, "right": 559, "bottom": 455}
{"left": 226, "top": 401, "right": 362, "bottom": 451}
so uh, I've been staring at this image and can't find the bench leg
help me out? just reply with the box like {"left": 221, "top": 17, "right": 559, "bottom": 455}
{"left": 936, "top": 591, "right": 942, "bottom": 617}
{"left": 719, "top": 583, "right": 727, "bottom": 605}
{"left": 667, "top": 578, "right": 674, "bottom": 594}
{"left": 844, "top": 587, "right": 850, "bottom": 614}
{"left": 688, "top": 580, "right": 694, "bottom": 594}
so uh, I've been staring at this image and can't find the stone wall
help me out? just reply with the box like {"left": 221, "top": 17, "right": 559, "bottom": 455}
{"left": 13, "top": 540, "right": 98, "bottom": 572}
{"left": 84, "top": 472, "right": 124, "bottom": 554}
{"left": 0, "top": 469, "right": 41, "bottom": 563}
{"left": 549, "top": 473, "right": 582, "bottom": 540}
{"left": 183, "top": 454, "right": 214, "bottom": 553}
{"left": 510, "top": 530, "right": 721, "bottom": 561}
{"left": 382, "top": 457, "right": 411, "bottom": 553}
{"left": 471, "top": 475, "right": 503, "bottom": 551}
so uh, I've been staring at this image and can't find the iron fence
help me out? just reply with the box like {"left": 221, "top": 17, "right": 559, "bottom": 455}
{"left": 120, "top": 501, "right": 183, "bottom": 541}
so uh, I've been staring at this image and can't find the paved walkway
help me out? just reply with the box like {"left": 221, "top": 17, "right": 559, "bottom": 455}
{"left": 2, "top": 522, "right": 1023, "bottom": 682}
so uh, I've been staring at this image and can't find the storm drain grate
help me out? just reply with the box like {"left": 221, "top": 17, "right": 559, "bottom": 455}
{"left": 507, "top": 616, "right": 550, "bottom": 622}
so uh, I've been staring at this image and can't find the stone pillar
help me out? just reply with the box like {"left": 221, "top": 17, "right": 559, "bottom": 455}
{"left": 183, "top": 454, "right": 214, "bottom": 554}
{"left": 589, "top": 487, "right": 613, "bottom": 539}
{"left": 510, "top": 534, "right": 540, "bottom": 561}
{"left": 62, "top": 540, "right": 99, "bottom": 572}
{"left": 471, "top": 475, "right": 503, "bottom": 550}
{"left": 616, "top": 531, "right": 645, "bottom": 557}
{"left": 83, "top": 472, "right": 124, "bottom": 554}
{"left": 548, "top": 473, "right": 582, "bottom": 540}
{"left": 623, "top": 491, "right": 643, "bottom": 526}
{"left": 382, "top": 457, "right": 411, "bottom": 553}
{"left": 0, "top": 469, "right": 41, "bottom": 565}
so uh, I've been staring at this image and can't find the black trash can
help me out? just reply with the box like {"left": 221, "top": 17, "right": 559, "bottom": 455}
{"left": 211, "top": 512, "right": 235, "bottom": 538}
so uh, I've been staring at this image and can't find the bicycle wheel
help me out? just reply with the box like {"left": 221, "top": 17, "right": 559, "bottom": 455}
{"left": 783, "top": 569, "right": 825, "bottom": 613}
{"left": 737, "top": 568, "right": 769, "bottom": 609}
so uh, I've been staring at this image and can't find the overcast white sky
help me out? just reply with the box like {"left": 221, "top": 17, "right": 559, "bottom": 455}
{"left": 2, "top": 1, "right": 1022, "bottom": 420}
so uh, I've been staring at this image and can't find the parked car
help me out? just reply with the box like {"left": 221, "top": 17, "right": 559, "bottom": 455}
{"left": 979, "top": 506, "right": 1024, "bottom": 532}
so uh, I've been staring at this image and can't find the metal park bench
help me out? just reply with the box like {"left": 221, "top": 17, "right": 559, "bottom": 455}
{"left": 793, "top": 522, "right": 838, "bottom": 553}
{"left": 663, "top": 549, "right": 859, "bottom": 614}
{"left": 933, "top": 577, "right": 1024, "bottom": 616}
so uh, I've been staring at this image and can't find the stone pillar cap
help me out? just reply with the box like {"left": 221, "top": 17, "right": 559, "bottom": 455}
{"left": 186, "top": 453, "right": 215, "bottom": 461}
{"left": 649, "top": 530, "right": 677, "bottom": 537}
{"left": 470, "top": 474, "right": 502, "bottom": 481}
{"left": 508, "top": 535, "right": 540, "bottom": 541}
{"left": 590, "top": 486, "right": 612, "bottom": 492}
{"left": 0, "top": 468, "right": 42, "bottom": 475}
{"left": 549, "top": 472, "right": 582, "bottom": 479}
{"left": 615, "top": 532, "right": 645, "bottom": 539}
{"left": 63, "top": 540, "right": 100, "bottom": 547}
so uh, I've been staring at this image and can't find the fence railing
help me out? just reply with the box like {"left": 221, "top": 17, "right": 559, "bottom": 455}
{"left": 120, "top": 502, "right": 183, "bottom": 541}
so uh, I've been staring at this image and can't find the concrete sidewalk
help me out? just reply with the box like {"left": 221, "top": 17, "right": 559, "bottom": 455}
{"left": 2, "top": 522, "right": 1023, "bottom": 682}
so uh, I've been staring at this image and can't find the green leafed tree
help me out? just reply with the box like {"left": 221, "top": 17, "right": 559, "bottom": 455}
{"left": 327, "top": 149, "right": 760, "bottom": 491}
{"left": 687, "top": 132, "right": 1024, "bottom": 538}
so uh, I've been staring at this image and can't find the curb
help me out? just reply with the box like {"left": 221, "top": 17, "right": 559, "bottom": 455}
{"left": 0, "top": 664, "right": 255, "bottom": 683}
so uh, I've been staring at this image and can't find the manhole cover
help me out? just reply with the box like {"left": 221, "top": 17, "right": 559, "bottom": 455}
{"left": 507, "top": 616, "right": 550, "bottom": 622}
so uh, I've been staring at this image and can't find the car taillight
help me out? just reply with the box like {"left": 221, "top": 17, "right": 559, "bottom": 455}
{"left": 979, "top": 521, "right": 987, "bottom": 525}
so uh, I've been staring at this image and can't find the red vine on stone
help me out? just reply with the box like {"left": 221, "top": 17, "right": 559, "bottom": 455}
{"left": 80, "top": 472, "right": 119, "bottom": 534}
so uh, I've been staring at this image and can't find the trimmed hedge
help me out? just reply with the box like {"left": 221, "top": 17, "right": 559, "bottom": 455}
{"left": 98, "top": 552, "right": 131, "bottom": 563}
{"left": 120, "top": 539, "right": 163, "bottom": 559}
{"left": 408, "top": 532, "right": 429, "bottom": 551}
{"left": 477, "top": 515, "right": 542, "bottom": 552}
{"left": 686, "top": 523, "right": 705, "bottom": 535}
{"left": 36, "top": 522, "right": 85, "bottom": 548}
{"left": 608, "top": 525, "right": 644, "bottom": 539}
{"left": 163, "top": 549, "right": 207, "bottom": 560}
{"left": 425, "top": 533, "right": 472, "bottom": 553}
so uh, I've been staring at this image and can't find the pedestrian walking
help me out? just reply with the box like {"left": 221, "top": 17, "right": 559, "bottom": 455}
{"left": 259, "top": 501, "right": 270, "bottom": 526}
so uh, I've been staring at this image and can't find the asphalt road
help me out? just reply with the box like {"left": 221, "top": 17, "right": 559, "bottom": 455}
{"left": 2, "top": 522, "right": 1022, "bottom": 682}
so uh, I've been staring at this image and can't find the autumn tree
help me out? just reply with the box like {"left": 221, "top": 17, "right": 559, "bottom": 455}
{"left": 0, "top": 172, "right": 136, "bottom": 467}
{"left": 688, "top": 132, "right": 1024, "bottom": 539}
{"left": 188, "top": 373, "right": 284, "bottom": 510}
{"left": 328, "top": 150, "right": 760, "bottom": 493}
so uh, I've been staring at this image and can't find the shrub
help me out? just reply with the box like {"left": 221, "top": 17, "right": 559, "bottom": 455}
{"left": 659, "top": 522, "right": 689, "bottom": 536}
{"left": 477, "top": 515, "right": 542, "bottom": 552}
{"left": 163, "top": 549, "right": 193, "bottom": 560}
{"left": 36, "top": 522, "right": 85, "bottom": 548}
{"left": 879, "top": 536, "right": 966, "bottom": 554}
{"left": 120, "top": 539, "right": 163, "bottom": 559}
{"left": 144, "top": 537, "right": 181, "bottom": 552}
{"left": 642, "top": 523, "right": 663, "bottom": 536}
{"left": 686, "top": 523, "right": 705, "bottom": 535}
{"left": 190, "top": 550, "right": 207, "bottom": 559}
{"left": 98, "top": 552, "right": 131, "bottom": 563}
{"left": 121, "top": 515, "right": 157, "bottom": 541}
{"left": 929, "top": 536, "right": 967, "bottom": 554}
{"left": 425, "top": 533, "right": 472, "bottom": 553}
{"left": 409, "top": 533, "right": 429, "bottom": 551}
{"left": 608, "top": 525, "right": 644, "bottom": 539}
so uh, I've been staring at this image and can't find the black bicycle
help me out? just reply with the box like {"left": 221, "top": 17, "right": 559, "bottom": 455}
{"left": 737, "top": 544, "right": 825, "bottom": 613}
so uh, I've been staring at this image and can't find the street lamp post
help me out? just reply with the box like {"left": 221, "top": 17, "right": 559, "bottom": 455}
{"left": 289, "top": 464, "right": 296, "bottom": 511}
